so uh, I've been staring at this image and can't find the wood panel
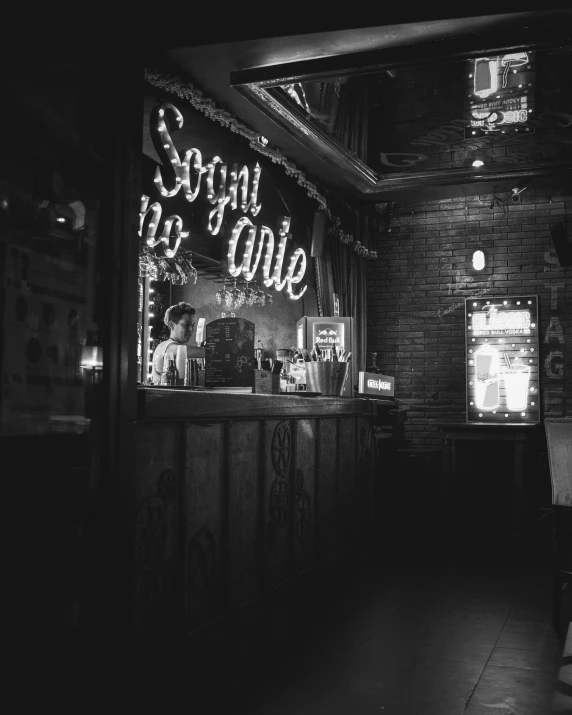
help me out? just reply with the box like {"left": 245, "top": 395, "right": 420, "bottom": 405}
{"left": 134, "top": 423, "right": 183, "bottom": 652}
{"left": 337, "top": 416, "right": 358, "bottom": 551}
{"left": 317, "top": 417, "right": 338, "bottom": 562}
{"left": 132, "top": 410, "right": 383, "bottom": 655}
{"left": 357, "top": 415, "right": 376, "bottom": 539}
{"left": 184, "top": 422, "right": 225, "bottom": 634}
{"left": 294, "top": 419, "right": 316, "bottom": 574}
{"left": 264, "top": 419, "right": 292, "bottom": 591}
{"left": 229, "top": 420, "right": 261, "bottom": 607}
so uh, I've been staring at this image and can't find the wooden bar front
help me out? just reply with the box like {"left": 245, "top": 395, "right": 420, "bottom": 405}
{"left": 132, "top": 389, "right": 385, "bottom": 657}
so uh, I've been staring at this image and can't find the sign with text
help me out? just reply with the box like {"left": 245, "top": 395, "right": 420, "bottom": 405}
{"left": 466, "top": 296, "right": 539, "bottom": 423}
{"left": 312, "top": 321, "right": 345, "bottom": 349}
{"left": 139, "top": 102, "right": 307, "bottom": 299}
{"left": 358, "top": 372, "right": 395, "bottom": 397}
{"left": 465, "top": 51, "right": 535, "bottom": 138}
{"left": 205, "top": 317, "right": 254, "bottom": 388}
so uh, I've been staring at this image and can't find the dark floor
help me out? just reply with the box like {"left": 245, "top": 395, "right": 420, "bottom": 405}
{"left": 219, "top": 548, "right": 570, "bottom": 715}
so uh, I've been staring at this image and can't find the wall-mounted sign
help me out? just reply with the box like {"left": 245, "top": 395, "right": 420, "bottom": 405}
{"left": 465, "top": 51, "right": 535, "bottom": 138}
{"left": 139, "top": 102, "right": 307, "bottom": 299}
{"left": 205, "top": 317, "right": 254, "bottom": 388}
{"left": 466, "top": 296, "right": 539, "bottom": 423}
{"left": 358, "top": 371, "right": 395, "bottom": 397}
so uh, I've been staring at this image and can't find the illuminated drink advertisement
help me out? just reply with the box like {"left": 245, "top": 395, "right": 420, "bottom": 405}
{"left": 466, "top": 296, "right": 539, "bottom": 423}
{"left": 465, "top": 51, "right": 535, "bottom": 139}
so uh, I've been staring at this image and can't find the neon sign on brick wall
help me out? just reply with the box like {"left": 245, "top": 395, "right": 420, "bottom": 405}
{"left": 465, "top": 296, "right": 539, "bottom": 423}
{"left": 139, "top": 102, "right": 307, "bottom": 299}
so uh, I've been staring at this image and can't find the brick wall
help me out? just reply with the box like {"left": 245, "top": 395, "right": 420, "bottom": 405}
{"left": 365, "top": 181, "right": 572, "bottom": 446}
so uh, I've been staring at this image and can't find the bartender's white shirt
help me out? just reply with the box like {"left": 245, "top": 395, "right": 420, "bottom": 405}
{"left": 151, "top": 340, "right": 205, "bottom": 384}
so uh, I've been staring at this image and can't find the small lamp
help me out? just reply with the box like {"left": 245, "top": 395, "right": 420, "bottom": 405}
{"left": 472, "top": 249, "right": 486, "bottom": 270}
{"left": 471, "top": 151, "right": 485, "bottom": 168}
{"left": 80, "top": 340, "right": 104, "bottom": 385}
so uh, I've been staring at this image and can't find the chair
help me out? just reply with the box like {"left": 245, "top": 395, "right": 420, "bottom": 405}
{"left": 544, "top": 418, "right": 572, "bottom": 640}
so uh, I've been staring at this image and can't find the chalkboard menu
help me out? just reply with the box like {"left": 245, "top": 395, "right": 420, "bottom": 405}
{"left": 205, "top": 318, "right": 255, "bottom": 388}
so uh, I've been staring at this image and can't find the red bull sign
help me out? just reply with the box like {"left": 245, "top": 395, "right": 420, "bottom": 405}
{"left": 312, "top": 322, "right": 344, "bottom": 348}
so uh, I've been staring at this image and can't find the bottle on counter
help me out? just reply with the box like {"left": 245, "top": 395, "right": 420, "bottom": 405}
{"left": 163, "top": 358, "right": 179, "bottom": 386}
{"left": 280, "top": 367, "right": 288, "bottom": 393}
{"left": 184, "top": 359, "right": 191, "bottom": 387}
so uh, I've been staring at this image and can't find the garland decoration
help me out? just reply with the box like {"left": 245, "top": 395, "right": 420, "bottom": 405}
{"left": 144, "top": 68, "right": 378, "bottom": 261}
{"left": 139, "top": 245, "right": 198, "bottom": 285}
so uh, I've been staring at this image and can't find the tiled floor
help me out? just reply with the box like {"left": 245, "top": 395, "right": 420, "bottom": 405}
{"left": 228, "top": 549, "right": 569, "bottom": 715}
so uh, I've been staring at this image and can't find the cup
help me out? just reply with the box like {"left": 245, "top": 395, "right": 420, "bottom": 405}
{"left": 502, "top": 364, "right": 530, "bottom": 411}
{"left": 474, "top": 346, "right": 500, "bottom": 410}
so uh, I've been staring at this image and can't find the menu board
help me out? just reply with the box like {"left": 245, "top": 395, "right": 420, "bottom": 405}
{"left": 205, "top": 318, "right": 255, "bottom": 388}
{"left": 465, "top": 296, "right": 539, "bottom": 423}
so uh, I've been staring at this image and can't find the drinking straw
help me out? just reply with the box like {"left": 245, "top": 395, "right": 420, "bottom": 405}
{"left": 503, "top": 353, "right": 512, "bottom": 369}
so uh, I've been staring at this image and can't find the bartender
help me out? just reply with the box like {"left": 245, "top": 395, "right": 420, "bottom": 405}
{"left": 151, "top": 301, "right": 205, "bottom": 384}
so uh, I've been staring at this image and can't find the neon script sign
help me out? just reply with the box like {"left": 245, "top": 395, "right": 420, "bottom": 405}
{"left": 139, "top": 102, "right": 307, "bottom": 299}
{"left": 466, "top": 296, "right": 539, "bottom": 424}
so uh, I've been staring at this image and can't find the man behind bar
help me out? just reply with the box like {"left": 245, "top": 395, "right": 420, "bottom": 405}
{"left": 151, "top": 302, "right": 205, "bottom": 384}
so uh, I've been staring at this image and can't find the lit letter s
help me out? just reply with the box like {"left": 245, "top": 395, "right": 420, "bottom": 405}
{"left": 151, "top": 103, "right": 184, "bottom": 198}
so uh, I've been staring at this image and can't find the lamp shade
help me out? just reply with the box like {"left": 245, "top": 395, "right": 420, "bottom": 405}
{"left": 471, "top": 149, "right": 485, "bottom": 168}
{"left": 472, "top": 249, "right": 485, "bottom": 270}
{"left": 80, "top": 345, "right": 103, "bottom": 368}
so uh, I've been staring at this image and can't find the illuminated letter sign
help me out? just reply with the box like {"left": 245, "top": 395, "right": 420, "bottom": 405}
{"left": 466, "top": 296, "right": 539, "bottom": 423}
{"left": 140, "top": 102, "right": 307, "bottom": 298}
{"left": 312, "top": 321, "right": 345, "bottom": 349}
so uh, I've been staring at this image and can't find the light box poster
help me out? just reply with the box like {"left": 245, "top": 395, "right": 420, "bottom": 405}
{"left": 465, "top": 51, "right": 535, "bottom": 139}
{"left": 465, "top": 296, "right": 539, "bottom": 424}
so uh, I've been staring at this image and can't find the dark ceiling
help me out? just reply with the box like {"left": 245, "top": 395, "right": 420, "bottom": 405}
{"left": 147, "top": 9, "right": 572, "bottom": 203}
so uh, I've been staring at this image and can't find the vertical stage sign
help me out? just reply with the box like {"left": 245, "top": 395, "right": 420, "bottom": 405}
{"left": 466, "top": 296, "right": 539, "bottom": 423}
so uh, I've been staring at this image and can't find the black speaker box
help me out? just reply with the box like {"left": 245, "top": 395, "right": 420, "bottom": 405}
{"left": 311, "top": 210, "right": 327, "bottom": 258}
{"left": 549, "top": 223, "right": 572, "bottom": 267}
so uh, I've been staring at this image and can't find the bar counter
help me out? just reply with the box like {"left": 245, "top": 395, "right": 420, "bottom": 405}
{"left": 132, "top": 388, "right": 388, "bottom": 655}
{"left": 137, "top": 386, "right": 385, "bottom": 419}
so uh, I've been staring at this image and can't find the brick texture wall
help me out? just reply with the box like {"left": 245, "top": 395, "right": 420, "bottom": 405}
{"left": 366, "top": 181, "right": 572, "bottom": 446}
